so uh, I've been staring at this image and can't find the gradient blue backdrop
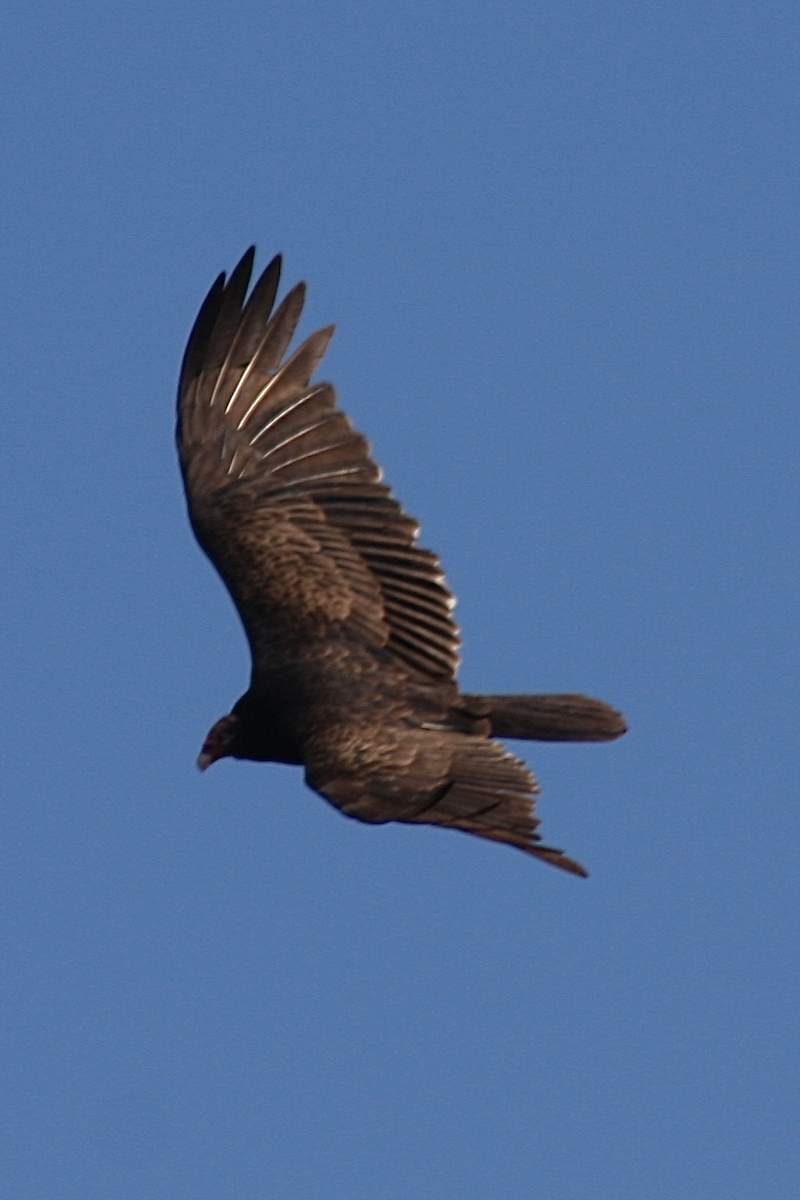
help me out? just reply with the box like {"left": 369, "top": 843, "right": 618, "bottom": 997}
{"left": 1, "top": 2, "right": 797, "bottom": 1197}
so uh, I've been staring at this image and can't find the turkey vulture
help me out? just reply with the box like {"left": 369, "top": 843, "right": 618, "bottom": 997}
{"left": 177, "top": 248, "right": 625, "bottom": 876}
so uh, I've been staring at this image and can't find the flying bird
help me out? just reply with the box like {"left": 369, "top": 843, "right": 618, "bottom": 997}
{"left": 177, "top": 248, "right": 625, "bottom": 876}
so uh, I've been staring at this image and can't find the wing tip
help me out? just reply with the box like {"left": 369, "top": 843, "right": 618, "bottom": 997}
{"left": 530, "top": 845, "right": 589, "bottom": 877}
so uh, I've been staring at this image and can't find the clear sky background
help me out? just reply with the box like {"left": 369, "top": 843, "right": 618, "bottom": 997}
{"left": 1, "top": 2, "right": 797, "bottom": 1197}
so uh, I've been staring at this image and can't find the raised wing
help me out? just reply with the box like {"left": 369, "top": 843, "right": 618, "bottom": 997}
{"left": 177, "top": 249, "right": 460, "bottom": 679}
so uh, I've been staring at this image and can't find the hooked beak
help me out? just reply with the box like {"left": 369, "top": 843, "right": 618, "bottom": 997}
{"left": 197, "top": 713, "right": 237, "bottom": 771}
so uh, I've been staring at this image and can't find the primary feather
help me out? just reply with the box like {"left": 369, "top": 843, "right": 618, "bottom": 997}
{"left": 177, "top": 249, "right": 626, "bottom": 876}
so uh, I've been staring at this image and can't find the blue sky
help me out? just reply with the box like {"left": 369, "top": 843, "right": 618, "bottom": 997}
{"left": 1, "top": 2, "right": 797, "bottom": 1196}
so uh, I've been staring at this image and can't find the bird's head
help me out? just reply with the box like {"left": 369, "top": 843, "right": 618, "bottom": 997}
{"left": 197, "top": 713, "right": 241, "bottom": 770}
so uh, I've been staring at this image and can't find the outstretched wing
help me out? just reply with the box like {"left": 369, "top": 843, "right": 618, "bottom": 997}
{"left": 315, "top": 732, "right": 587, "bottom": 877}
{"left": 405, "top": 738, "right": 588, "bottom": 876}
{"left": 177, "top": 249, "right": 460, "bottom": 679}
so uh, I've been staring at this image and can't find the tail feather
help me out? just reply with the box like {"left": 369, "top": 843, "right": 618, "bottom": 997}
{"left": 462, "top": 692, "right": 626, "bottom": 743}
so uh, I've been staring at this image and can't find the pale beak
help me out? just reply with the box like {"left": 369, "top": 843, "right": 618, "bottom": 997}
{"left": 197, "top": 750, "right": 214, "bottom": 771}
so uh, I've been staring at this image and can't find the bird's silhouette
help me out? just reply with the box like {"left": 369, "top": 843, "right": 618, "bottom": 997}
{"left": 177, "top": 249, "right": 625, "bottom": 875}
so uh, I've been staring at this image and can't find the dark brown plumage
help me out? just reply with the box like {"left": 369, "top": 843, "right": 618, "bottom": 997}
{"left": 177, "top": 248, "right": 626, "bottom": 876}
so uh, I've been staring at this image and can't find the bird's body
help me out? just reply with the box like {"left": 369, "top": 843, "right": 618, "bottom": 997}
{"left": 178, "top": 249, "right": 625, "bottom": 876}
